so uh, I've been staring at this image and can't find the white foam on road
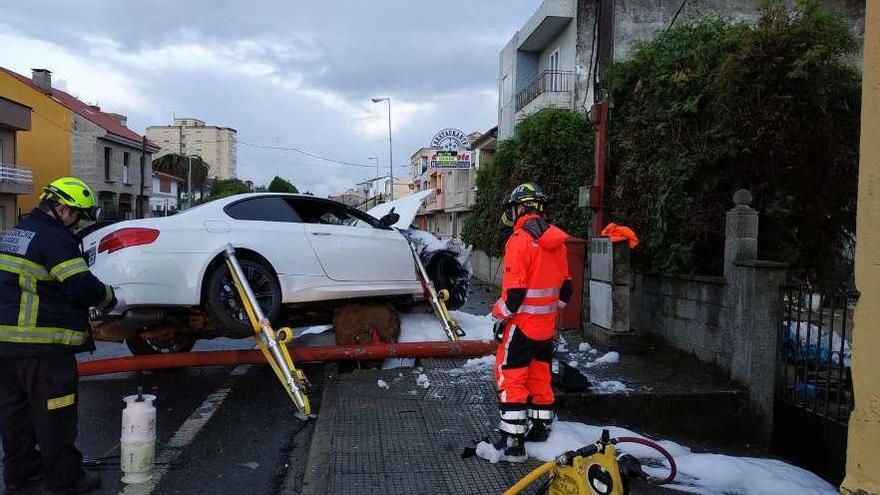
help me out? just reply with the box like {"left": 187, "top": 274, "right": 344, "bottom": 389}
{"left": 525, "top": 421, "right": 837, "bottom": 495}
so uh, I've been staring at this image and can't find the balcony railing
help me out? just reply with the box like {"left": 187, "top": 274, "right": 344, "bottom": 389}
{"left": 515, "top": 70, "right": 575, "bottom": 112}
{"left": 0, "top": 163, "right": 33, "bottom": 185}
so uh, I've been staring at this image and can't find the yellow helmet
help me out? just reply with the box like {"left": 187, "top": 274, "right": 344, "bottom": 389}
{"left": 41, "top": 177, "right": 100, "bottom": 220}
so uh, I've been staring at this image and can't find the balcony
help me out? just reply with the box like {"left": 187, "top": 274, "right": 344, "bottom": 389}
{"left": 515, "top": 70, "right": 575, "bottom": 112}
{"left": 0, "top": 163, "right": 33, "bottom": 195}
{"left": 425, "top": 189, "right": 444, "bottom": 213}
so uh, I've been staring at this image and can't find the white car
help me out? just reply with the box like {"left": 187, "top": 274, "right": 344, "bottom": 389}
{"left": 80, "top": 191, "right": 471, "bottom": 355}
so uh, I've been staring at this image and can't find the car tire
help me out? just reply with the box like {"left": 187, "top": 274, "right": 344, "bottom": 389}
{"left": 204, "top": 259, "right": 282, "bottom": 338}
{"left": 427, "top": 252, "right": 469, "bottom": 310}
{"left": 126, "top": 334, "right": 197, "bottom": 356}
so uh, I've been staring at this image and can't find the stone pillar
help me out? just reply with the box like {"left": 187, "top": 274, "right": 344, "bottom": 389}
{"left": 725, "top": 259, "right": 788, "bottom": 446}
{"left": 724, "top": 189, "right": 759, "bottom": 279}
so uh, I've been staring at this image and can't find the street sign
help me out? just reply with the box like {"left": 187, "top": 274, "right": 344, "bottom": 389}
{"left": 429, "top": 150, "right": 472, "bottom": 169}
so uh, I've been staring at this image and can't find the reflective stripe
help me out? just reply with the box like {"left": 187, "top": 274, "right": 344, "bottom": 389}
{"left": 518, "top": 303, "right": 559, "bottom": 315}
{"left": 0, "top": 326, "right": 86, "bottom": 346}
{"left": 525, "top": 287, "right": 559, "bottom": 298}
{"left": 557, "top": 301, "right": 567, "bottom": 309}
{"left": 528, "top": 409, "right": 554, "bottom": 420}
{"left": 0, "top": 254, "right": 50, "bottom": 280}
{"left": 17, "top": 275, "right": 38, "bottom": 327}
{"left": 50, "top": 257, "right": 89, "bottom": 282}
{"left": 501, "top": 409, "right": 528, "bottom": 421}
{"left": 495, "top": 299, "right": 512, "bottom": 318}
{"left": 499, "top": 420, "right": 527, "bottom": 435}
{"left": 47, "top": 393, "right": 75, "bottom": 411}
{"left": 101, "top": 285, "right": 114, "bottom": 307}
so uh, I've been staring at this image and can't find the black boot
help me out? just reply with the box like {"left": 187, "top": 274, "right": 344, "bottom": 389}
{"left": 46, "top": 471, "right": 100, "bottom": 495}
{"left": 492, "top": 432, "right": 527, "bottom": 463}
{"left": 525, "top": 418, "right": 552, "bottom": 443}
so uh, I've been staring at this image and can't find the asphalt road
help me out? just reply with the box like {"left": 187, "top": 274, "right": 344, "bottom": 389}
{"left": 1, "top": 338, "right": 324, "bottom": 495}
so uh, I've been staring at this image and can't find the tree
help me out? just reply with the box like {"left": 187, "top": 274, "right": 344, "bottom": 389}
{"left": 462, "top": 108, "right": 594, "bottom": 256}
{"left": 267, "top": 176, "right": 299, "bottom": 193}
{"left": 207, "top": 179, "right": 251, "bottom": 200}
{"left": 603, "top": 0, "right": 860, "bottom": 281}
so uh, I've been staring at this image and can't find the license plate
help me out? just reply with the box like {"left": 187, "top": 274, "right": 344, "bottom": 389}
{"left": 86, "top": 246, "right": 96, "bottom": 266}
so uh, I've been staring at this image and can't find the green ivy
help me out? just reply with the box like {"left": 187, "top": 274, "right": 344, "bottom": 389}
{"left": 462, "top": 109, "right": 594, "bottom": 256}
{"left": 604, "top": 0, "right": 860, "bottom": 282}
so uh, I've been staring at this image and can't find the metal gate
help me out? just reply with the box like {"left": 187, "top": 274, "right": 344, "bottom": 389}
{"left": 772, "top": 284, "right": 857, "bottom": 484}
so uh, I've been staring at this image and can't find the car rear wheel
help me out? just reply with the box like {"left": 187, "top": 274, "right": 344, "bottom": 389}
{"left": 427, "top": 252, "right": 469, "bottom": 310}
{"left": 126, "top": 333, "right": 197, "bottom": 355}
{"left": 204, "top": 259, "right": 282, "bottom": 338}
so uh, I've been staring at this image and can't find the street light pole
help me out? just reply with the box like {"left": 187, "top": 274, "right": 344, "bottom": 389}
{"left": 372, "top": 97, "right": 394, "bottom": 201}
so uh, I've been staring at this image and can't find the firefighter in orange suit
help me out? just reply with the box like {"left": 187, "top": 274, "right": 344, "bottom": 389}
{"left": 489, "top": 182, "right": 572, "bottom": 462}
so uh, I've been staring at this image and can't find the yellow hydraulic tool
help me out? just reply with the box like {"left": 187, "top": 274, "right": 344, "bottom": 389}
{"left": 501, "top": 430, "right": 677, "bottom": 495}
{"left": 223, "top": 245, "right": 311, "bottom": 416}
{"left": 405, "top": 238, "right": 465, "bottom": 341}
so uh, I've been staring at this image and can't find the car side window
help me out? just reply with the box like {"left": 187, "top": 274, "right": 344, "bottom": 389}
{"left": 224, "top": 196, "right": 302, "bottom": 222}
{"left": 289, "top": 199, "right": 378, "bottom": 229}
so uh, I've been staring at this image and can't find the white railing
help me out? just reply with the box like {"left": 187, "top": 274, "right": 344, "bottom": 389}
{"left": 0, "top": 163, "right": 33, "bottom": 185}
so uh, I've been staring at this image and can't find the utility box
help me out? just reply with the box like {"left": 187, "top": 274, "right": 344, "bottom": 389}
{"left": 585, "top": 236, "right": 644, "bottom": 353}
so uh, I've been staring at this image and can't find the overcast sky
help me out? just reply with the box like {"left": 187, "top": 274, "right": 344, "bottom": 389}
{"left": 0, "top": 0, "right": 536, "bottom": 197}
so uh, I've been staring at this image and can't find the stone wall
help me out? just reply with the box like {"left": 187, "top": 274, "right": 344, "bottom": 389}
{"left": 470, "top": 250, "right": 503, "bottom": 288}
{"left": 632, "top": 273, "right": 729, "bottom": 368}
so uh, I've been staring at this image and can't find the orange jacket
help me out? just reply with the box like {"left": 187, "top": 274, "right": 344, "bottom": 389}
{"left": 601, "top": 223, "right": 639, "bottom": 249}
{"left": 492, "top": 214, "right": 572, "bottom": 341}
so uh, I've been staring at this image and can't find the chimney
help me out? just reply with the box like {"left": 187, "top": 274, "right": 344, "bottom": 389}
{"left": 31, "top": 69, "right": 52, "bottom": 93}
{"left": 106, "top": 113, "right": 128, "bottom": 127}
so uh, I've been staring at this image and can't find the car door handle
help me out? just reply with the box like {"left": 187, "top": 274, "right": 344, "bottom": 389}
{"left": 311, "top": 232, "right": 332, "bottom": 236}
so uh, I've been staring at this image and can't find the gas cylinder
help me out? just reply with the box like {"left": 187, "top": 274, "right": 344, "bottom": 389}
{"left": 120, "top": 387, "right": 156, "bottom": 484}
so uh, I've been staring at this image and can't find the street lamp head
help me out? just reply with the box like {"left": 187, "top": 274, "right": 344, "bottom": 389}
{"left": 371, "top": 97, "right": 389, "bottom": 103}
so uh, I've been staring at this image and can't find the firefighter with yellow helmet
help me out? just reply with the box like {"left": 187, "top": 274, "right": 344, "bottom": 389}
{"left": 0, "top": 177, "right": 115, "bottom": 494}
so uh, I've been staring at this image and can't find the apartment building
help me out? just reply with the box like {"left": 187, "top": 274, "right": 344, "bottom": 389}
{"left": 147, "top": 118, "right": 237, "bottom": 180}
{"left": 0, "top": 68, "right": 158, "bottom": 220}
{"left": 409, "top": 129, "right": 483, "bottom": 237}
{"left": 498, "top": 0, "right": 864, "bottom": 140}
{"left": 0, "top": 95, "right": 33, "bottom": 229}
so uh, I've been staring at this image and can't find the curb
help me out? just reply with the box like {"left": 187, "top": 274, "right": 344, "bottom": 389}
{"left": 298, "top": 363, "right": 338, "bottom": 495}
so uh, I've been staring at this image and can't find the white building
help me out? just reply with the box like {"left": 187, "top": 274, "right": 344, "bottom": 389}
{"left": 149, "top": 171, "right": 184, "bottom": 216}
{"left": 147, "top": 118, "right": 237, "bottom": 180}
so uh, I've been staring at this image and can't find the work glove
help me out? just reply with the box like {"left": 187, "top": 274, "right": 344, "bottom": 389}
{"left": 493, "top": 319, "right": 506, "bottom": 342}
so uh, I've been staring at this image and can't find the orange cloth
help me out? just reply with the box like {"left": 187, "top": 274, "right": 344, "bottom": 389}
{"left": 601, "top": 223, "right": 639, "bottom": 249}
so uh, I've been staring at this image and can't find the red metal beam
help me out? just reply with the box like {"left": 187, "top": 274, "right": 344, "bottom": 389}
{"left": 78, "top": 340, "right": 498, "bottom": 377}
{"left": 592, "top": 100, "right": 609, "bottom": 235}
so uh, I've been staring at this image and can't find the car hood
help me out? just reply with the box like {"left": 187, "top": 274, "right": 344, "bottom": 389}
{"left": 367, "top": 189, "right": 433, "bottom": 229}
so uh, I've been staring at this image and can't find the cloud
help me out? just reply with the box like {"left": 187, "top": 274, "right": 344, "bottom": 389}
{"left": 0, "top": 0, "right": 535, "bottom": 195}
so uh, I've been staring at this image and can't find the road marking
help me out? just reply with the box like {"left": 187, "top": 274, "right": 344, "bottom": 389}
{"left": 118, "top": 364, "right": 251, "bottom": 495}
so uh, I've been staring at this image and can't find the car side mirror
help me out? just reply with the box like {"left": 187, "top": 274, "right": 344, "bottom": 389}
{"left": 379, "top": 212, "right": 400, "bottom": 228}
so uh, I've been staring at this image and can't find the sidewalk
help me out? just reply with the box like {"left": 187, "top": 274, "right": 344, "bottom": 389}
{"left": 299, "top": 358, "right": 687, "bottom": 495}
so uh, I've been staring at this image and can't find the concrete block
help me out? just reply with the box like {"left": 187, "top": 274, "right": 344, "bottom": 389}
{"left": 675, "top": 298, "right": 697, "bottom": 320}
{"left": 589, "top": 281, "right": 612, "bottom": 330}
{"left": 695, "top": 302, "right": 723, "bottom": 327}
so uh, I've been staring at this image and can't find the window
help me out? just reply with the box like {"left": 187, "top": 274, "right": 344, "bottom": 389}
{"left": 501, "top": 75, "right": 511, "bottom": 104}
{"left": 224, "top": 196, "right": 301, "bottom": 222}
{"left": 104, "top": 147, "right": 112, "bottom": 181}
{"left": 159, "top": 177, "right": 171, "bottom": 193}
{"left": 549, "top": 47, "right": 560, "bottom": 90}
{"left": 123, "top": 152, "right": 130, "bottom": 184}
{"left": 290, "top": 199, "right": 378, "bottom": 229}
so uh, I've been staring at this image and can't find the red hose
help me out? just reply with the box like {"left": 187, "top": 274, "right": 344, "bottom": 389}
{"left": 615, "top": 436, "right": 677, "bottom": 485}
{"left": 78, "top": 340, "right": 497, "bottom": 377}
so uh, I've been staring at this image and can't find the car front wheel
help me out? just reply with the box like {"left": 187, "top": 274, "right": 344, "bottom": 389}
{"left": 204, "top": 259, "right": 282, "bottom": 338}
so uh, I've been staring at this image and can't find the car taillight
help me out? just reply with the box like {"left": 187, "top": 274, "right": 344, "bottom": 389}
{"left": 98, "top": 228, "right": 160, "bottom": 254}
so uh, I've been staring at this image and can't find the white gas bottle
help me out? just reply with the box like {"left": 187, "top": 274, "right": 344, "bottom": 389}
{"left": 120, "top": 387, "right": 156, "bottom": 484}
